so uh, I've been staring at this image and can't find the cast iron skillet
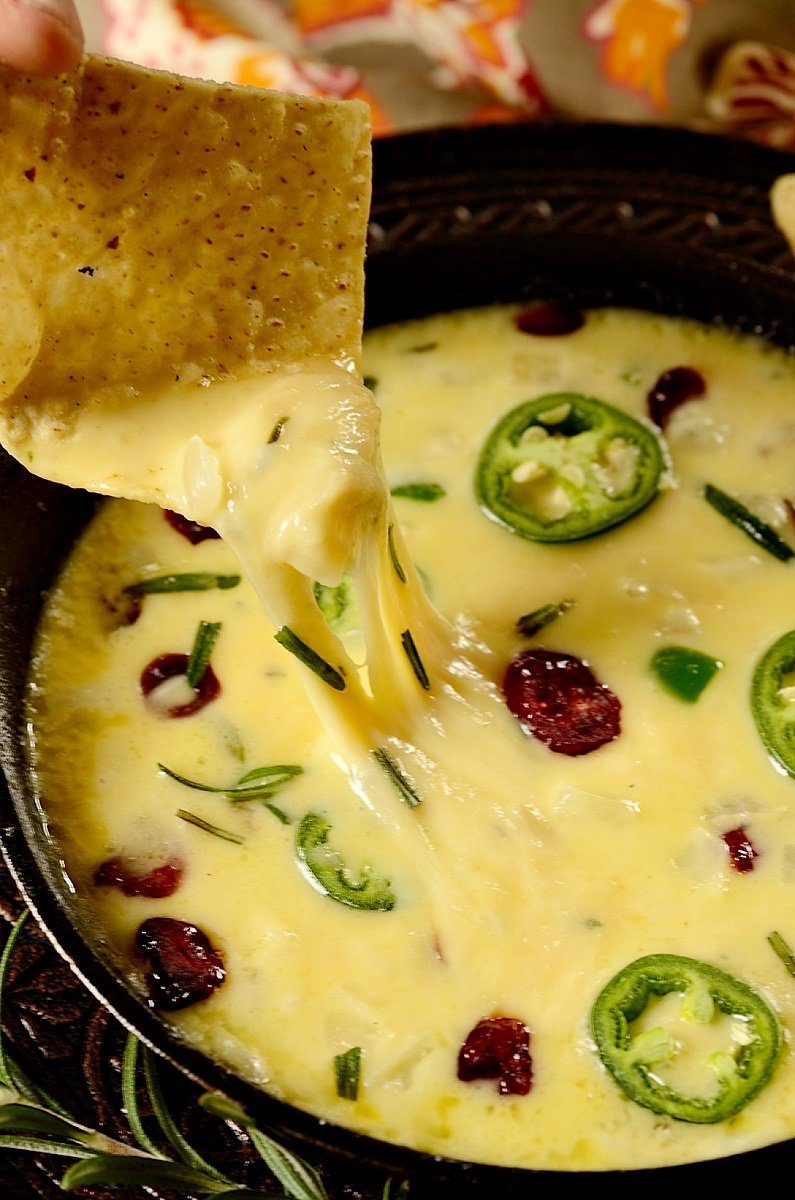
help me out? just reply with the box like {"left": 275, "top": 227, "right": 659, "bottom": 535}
{"left": 2, "top": 121, "right": 795, "bottom": 1196}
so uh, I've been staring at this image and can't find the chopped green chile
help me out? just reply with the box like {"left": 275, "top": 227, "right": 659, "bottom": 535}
{"left": 124, "top": 573, "right": 241, "bottom": 596}
{"left": 751, "top": 629, "right": 795, "bottom": 777}
{"left": 704, "top": 484, "right": 795, "bottom": 562}
{"left": 313, "top": 574, "right": 360, "bottom": 634}
{"left": 295, "top": 812, "right": 396, "bottom": 911}
{"left": 390, "top": 482, "right": 446, "bottom": 502}
{"left": 475, "top": 393, "right": 664, "bottom": 543}
{"left": 591, "top": 953, "right": 781, "bottom": 1124}
{"left": 650, "top": 645, "right": 724, "bottom": 703}
{"left": 516, "top": 598, "right": 574, "bottom": 638}
{"left": 334, "top": 1047, "right": 362, "bottom": 1100}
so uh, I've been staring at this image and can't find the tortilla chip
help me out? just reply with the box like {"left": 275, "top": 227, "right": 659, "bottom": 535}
{"left": 0, "top": 54, "right": 371, "bottom": 453}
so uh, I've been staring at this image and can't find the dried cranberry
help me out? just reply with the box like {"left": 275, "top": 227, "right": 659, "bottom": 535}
{"left": 722, "top": 826, "right": 758, "bottom": 873}
{"left": 515, "top": 300, "right": 584, "bottom": 337}
{"left": 94, "top": 857, "right": 184, "bottom": 898}
{"left": 136, "top": 917, "right": 225, "bottom": 1010}
{"left": 457, "top": 1016, "right": 533, "bottom": 1096}
{"left": 503, "top": 648, "right": 621, "bottom": 756}
{"left": 647, "top": 366, "right": 706, "bottom": 429}
{"left": 164, "top": 509, "right": 220, "bottom": 544}
{"left": 140, "top": 652, "right": 220, "bottom": 717}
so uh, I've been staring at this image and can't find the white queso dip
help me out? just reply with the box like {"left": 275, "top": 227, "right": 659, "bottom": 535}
{"left": 25, "top": 302, "right": 795, "bottom": 1172}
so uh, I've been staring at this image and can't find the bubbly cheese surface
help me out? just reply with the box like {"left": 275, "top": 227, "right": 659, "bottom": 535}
{"left": 25, "top": 304, "right": 795, "bottom": 1172}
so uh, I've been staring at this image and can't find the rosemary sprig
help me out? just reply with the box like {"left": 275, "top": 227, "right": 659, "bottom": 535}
{"left": 0, "top": 909, "right": 411, "bottom": 1198}
{"left": 274, "top": 626, "right": 346, "bottom": 691}
{"left": 400, "top": 629, "right": 430, "bottom": 691}
{"left": 387, "top": 524, "right": 406, "bottom": 583}
{"left": 334, "top": 1048, "right": 361, "bottom": 1101}
{"left": 516, "top": 598, "right": 574, "bottom": 638}
{"left": 124, "top": 573, "right": 241, "bottom": 596}
{"left": 159, "top": 762, "right": 302, "bottom": 804}
{"left": 187, "top": 619, "right": 222, "bottom": 688}
{"left": 177, "top": 808, "right": 244, "bottom": 844}
{"left": 372, "top": 747, "right": 421, "bottom": 808}
{"left": 768, "top": 930, "right": 795, "bottom": 976}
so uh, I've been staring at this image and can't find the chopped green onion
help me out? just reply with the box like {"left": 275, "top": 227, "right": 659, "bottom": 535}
{"left": 704, "top": 484, "right": 795, "bottom": 562}
{"left": 400, "top": 628, "right": 430, "bottom": 690}
{"left": 387, "top": 524, "right": 406, "bottom": 583}
{"left": 274, "top": 626, "right": 346, "bottom": 691}
{"left": 372, "top": 747, "right": 421, "bottom": 808}
{"left": 650, "top": 645, "right": 724, "bottom": 703}
{"left": 176, "top": 809, "right": 243, "bottom": 844}
{"left": 186, "top": 620, "right": 221, "bottom": 688}
{"left": 390, "top": 482, "right": 446, "bottom": 502}
{"left": 516, "top": 598, "right": 574, "bottom": 638}
{"left": 158, "top": 761, "right": 302, "bottom": 802}
{"left": 334, "top": 1047, "right": 362, "bottom": 1101}
{"left": 768, "top": 931, "right": 795, "bottom": 977}
{"left": 124, "top": 573, "right": 240, "bottom": 596}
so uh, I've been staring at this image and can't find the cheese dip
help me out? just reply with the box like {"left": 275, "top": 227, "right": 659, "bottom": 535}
{"left": 25, "top": 303, "right": 795, "bottom": 1172}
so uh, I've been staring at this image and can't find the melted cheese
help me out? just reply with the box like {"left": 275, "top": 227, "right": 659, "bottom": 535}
{"left": 25, "top": 304, "right": 795, "bottom": 1172}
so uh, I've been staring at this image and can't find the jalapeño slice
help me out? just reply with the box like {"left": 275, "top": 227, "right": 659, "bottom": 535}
{"left": 751, "top": 629, "right": 795, "bottom": 778}
{"left": 295, "top": 812, "right": 396, "bottom": 911}
{"left": 475, "top": 393, "right": 664, "bottom": 543}
{"left": 591, "top": 953, "right": 781, "bottom": 1123}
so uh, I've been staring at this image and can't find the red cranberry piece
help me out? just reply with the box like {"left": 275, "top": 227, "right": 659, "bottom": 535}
{"left": 94, "top": 857, "right": 184, "bottom": 898}
{"left": 136, "top": 917, "right": 225, "bottom": 1010}
{"left": 457, "top": 1017, "right": 533, "bottom": 1096}
{"left": 140, "top": 652, "right": 220, "bottom": 717}
{"left": 503, "top": 648, "right": 621, "bottom": 756}
{"left": 515, "top": 300, "right": 584, "bottom": 337}
{"left": 722, "top": 826, "right": 758, "bottom": 873}
{"left": 647, "top": 366, "right": 705, "bottom": 429}
{"left": 164, "top": 509, "right": 220, "bottom": 544}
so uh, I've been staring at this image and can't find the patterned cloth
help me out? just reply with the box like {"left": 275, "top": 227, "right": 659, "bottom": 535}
{"left": 76, "top": 0, "right": 795, "bottom": 139}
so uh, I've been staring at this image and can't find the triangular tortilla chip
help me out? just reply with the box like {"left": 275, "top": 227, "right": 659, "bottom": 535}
{"left": 0, "top": 54, "right": 371, "bottom": 487}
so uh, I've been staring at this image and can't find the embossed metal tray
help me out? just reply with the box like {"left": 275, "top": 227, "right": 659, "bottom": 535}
{"left": 2, "top": 121, "right": 795, "bottom": 1197}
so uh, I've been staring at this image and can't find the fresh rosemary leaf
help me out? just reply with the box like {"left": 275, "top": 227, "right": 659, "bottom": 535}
{"left": 516, "top": 598, "right": 574, "bottom": 638}
{"left": 387, "top": 524, "right": 406, "bottom": 583}
{"left": 125, "top": 573, "right": 240, "bottom": 596}
{"left": 177, "top": 809, "right": 244, "bottom": 844}
{"left": 769, "top": 930, "right": 795, "bottom": 977}
{"left": 263, "top": 802, "right": 291, "bottom": 824}
{"left": 0, "top": 1133, "right": 91, "bottom": 1158}
{"left": 187, "top": 620, "right": 222, "bottom": 688}
{"left": 159, "top": 762, "right": 302, "bottom": 802}
{"left": 362, "top": 374, "right": 378, "bottom": 391}
{"left": 122, "top": 1034, "right": 165, "bottom": 1158}
{"left": 143, "top": 1047, "right": 234, "bottom": 1184}
{"left": 704, "top": 483, "right": 795, "bottom": 562}
{"left": 0, "top": 910, "right": 28, "bottom": 1089}
{"left": 60, "top": 1154, "right": 245, "bottom": 1194}
{"left": 408, "top": 341, "right": 437, "bottom": 353}
{"left": 268, "top": 416, "right": 289, "bottom": 443}
{"left": 372, "top": 747, "right": 421, "bottom": 808}
{"left": 400, "top": 629, "right": 430, "bottom": 690}
{"left": 246, "top": 1127, "right": 329, "bottom": 1200}
{"left": 390, "top": 482, "right": 445, "bottom": 502}
{"left": 0, "top": 1103, "right": 96, "bottom": 1142}
{"left": 199, "top": 1093, "right": 251, "bottom": 1125}
{"left": 334, "top": 1047, "right": 361, "bottom": 1101}
{"left": 274, "top": 626, "right": 346, "bottom": 691}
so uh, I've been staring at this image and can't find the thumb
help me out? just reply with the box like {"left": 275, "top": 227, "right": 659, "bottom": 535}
{"left": 0, "top": 0, "right": 84, "bottom": 76}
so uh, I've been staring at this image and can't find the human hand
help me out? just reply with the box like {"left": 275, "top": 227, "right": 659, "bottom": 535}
{"left": 0, "top": 0, "right": 83, "bottom": 75}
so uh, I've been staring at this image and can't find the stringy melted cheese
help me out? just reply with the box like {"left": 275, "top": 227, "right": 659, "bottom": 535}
{"left": 25, "top": 304, "right": 795, "bottom": 1172}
